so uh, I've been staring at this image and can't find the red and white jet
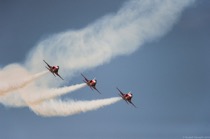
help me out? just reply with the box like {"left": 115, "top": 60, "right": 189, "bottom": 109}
{"left": 43, "top": 60, "right": 64, "bottom": 80}
{"left": 117, "top": 87, "right": 137, "bottom": 108}
{"left": 81, "top": 73, "right": 101, "bottom": 94}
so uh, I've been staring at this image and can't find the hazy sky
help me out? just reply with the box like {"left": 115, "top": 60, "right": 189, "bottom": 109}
{"left": 0, "top": 0, "right": 210, "bottom": 139}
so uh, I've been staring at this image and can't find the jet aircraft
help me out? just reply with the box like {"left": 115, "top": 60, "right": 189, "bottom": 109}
{"left": 117, "top": 87, "right": 137, "bottom": 108}
{"left": 43, "top": 60, "right": 64, "bottom": 80}
{"left": 81, "top": 73, "right": 101, "bottom": 94}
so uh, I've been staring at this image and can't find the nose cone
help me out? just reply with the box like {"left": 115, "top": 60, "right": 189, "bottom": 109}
{"left": 128, "top": 93, "right": 133, "bottom": 97}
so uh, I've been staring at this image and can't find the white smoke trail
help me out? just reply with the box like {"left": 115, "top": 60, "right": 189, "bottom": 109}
{"left": 0, "top": 92, "right": 26, "bottom": 107}
{"left": 25, "top": 0, "right": 195, "bottom": 87}
{"left": 0, "top": 83, "right": 86, "bottom": 107}
{"left": 30, "top": 97, "right": 122, "bottom": 117}
{"left": 0, "top": 70, "right": 48, "bottom": 96}
{"left": 23, "top": 83, "right": 86, "bottom": 105}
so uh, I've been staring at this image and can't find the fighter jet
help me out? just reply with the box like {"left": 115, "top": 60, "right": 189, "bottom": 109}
{"left": 81, "top": 73, "right": 101, "bottom": 94}
{"left": 43, "top": 60, "right": 64, "bottom": 80}
{"left": 117, "top": 87, "right": 137, "bottom": 108}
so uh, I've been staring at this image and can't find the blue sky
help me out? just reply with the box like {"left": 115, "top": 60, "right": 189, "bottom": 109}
{"left": 0, "top": 0, "right": 210, "bottom": 139}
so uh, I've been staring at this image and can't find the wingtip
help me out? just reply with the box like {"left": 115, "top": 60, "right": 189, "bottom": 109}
{"left": 81, "top": 73, "right": 85, "bottom": 77}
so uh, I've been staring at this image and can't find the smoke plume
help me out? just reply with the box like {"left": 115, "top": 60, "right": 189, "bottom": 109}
{"left": 30, "top": 97, "right": 122, "bottom": 117}
{"left": 0, "top": 83, "right": 86, "bottom": 107}
{"left": 0, "top": 63, "right": 47, "bottom": 96}
{"left": 23, "top": 83, "right": 86, "bottom": 105}
{"left": 25, "top": 0, "right": 195, "bottom": 87}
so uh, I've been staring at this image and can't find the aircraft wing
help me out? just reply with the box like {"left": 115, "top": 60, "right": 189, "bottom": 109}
{"left": 93, "top": 86, "right": 101, "bottom": 94}
{"left": 55, "top": 72, "right": 64, "bottom": 80}
{"left": 116, "top": 87, "right": 124, "bottom": 96}
{"left": 89, "top": 86, "right": 93, "bottom": 91}
{"left": 43, "top": 60, "right": 52, "bottom": 68}
{"left": 52, "top": 72, "right": 56, "bottom": 77}
{"left": 81, "top": 73, "right": 89, "bottom": 82}
{"left": 128, "top": 100, "right": 137, "bottom": 108}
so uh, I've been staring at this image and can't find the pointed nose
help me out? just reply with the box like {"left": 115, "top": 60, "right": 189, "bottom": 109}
{"left": 128, "top": 92, "right": 133, "bottom": 97}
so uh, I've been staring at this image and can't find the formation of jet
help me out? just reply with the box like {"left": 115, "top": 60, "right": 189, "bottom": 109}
{"left": 43, "top": 60, "right": 137, "bottom": 108}
{"left": 43, "top": 60, "right": 64, "bottom": 80}
{"left": 81, "top": 73, "right": 101, "bottom": 94}
{"left": 117, "top": 87, "right": 137, "bottom": 108}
